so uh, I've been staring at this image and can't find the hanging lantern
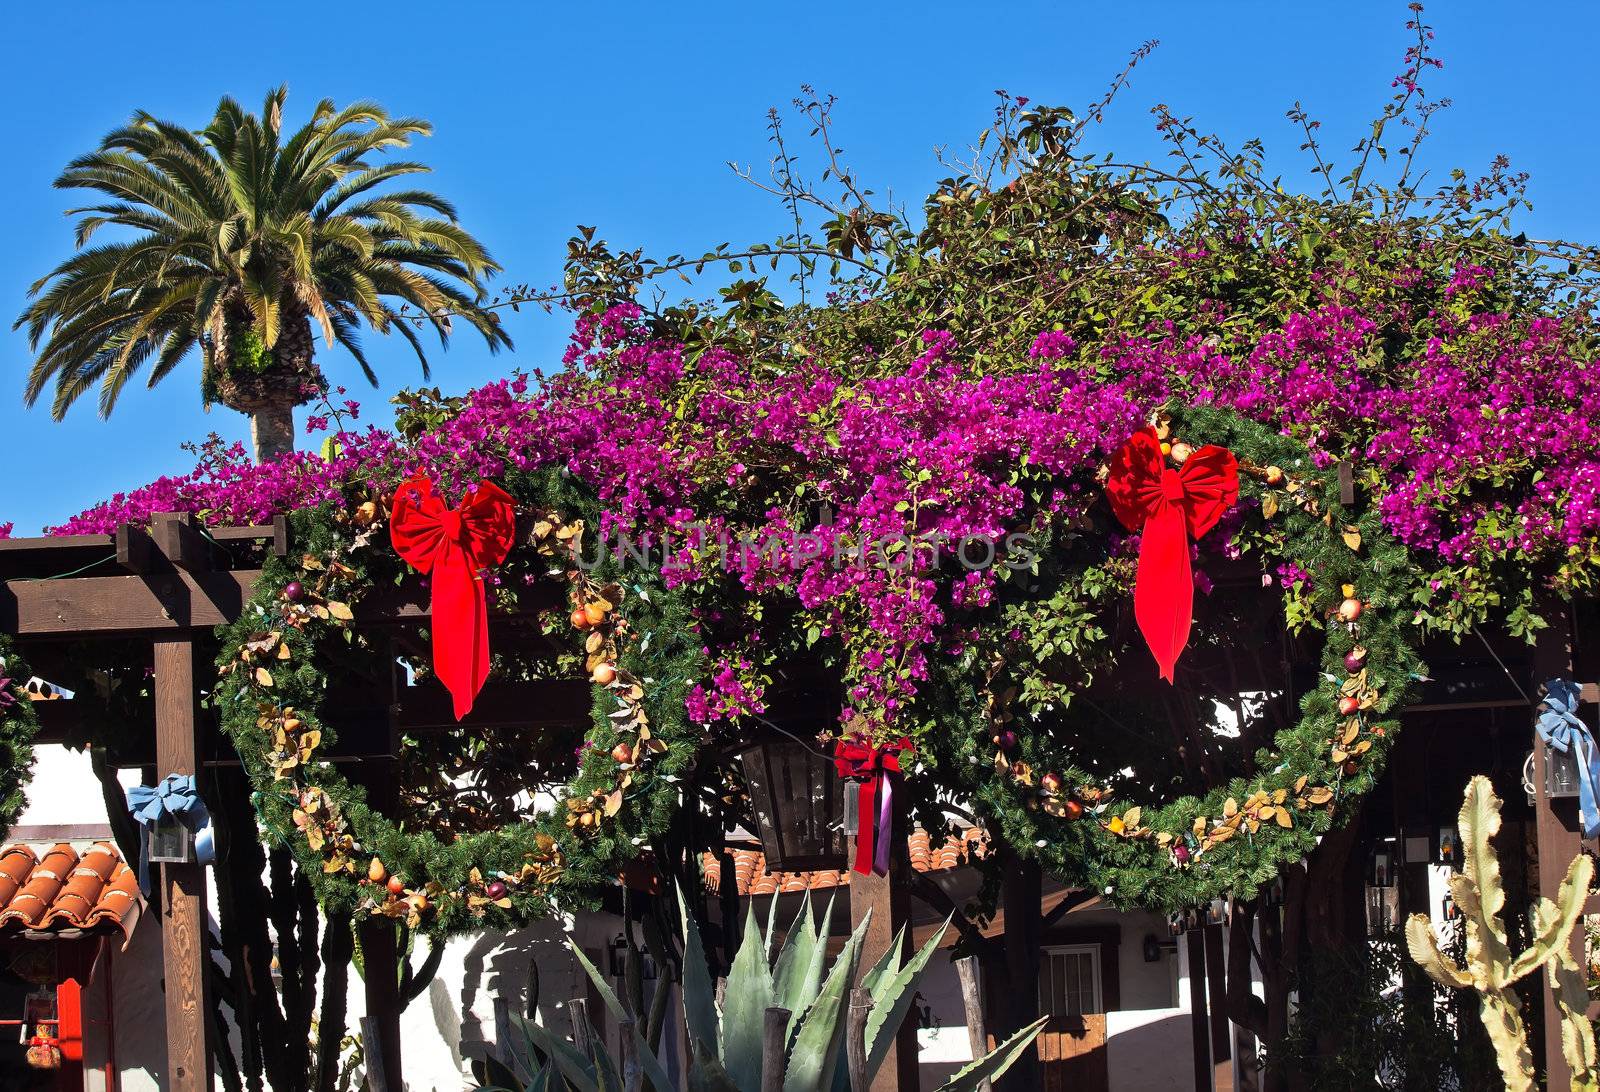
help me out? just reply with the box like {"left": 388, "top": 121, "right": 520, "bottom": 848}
{"left": 738, "top": 735, "right": 847, "bottom": 872}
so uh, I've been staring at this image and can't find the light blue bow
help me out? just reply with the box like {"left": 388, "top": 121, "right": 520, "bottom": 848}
{"left": 1536, "top": 678, "right": 1600, "bottom": 839}
{"left": 125, "top": 774, "right": 216, "bottom": 894}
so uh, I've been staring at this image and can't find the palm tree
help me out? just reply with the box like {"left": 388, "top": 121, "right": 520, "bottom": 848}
{"left": 17, "top": 87, "right": 511, "bottom": 459}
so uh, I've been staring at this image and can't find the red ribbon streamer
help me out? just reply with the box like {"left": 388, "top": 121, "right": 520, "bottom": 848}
{"left": 833, "top": 737, "right": 910, "bottom": 876}
{"left": 1106, "top": 427, "right": 1238, "bottom": 682}
{"left": 390, "top": 477, "right": 516, "bottom": 720}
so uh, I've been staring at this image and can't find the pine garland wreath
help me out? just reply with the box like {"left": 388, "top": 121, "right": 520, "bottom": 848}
{"left": 0, "top": 634, "right": 40, "bottom": 829}
{"left": 213, "top": 467, "right": 703, "bottom": 937}
{"left": 930, "top": 404, "right": 1426, "bottom": 911}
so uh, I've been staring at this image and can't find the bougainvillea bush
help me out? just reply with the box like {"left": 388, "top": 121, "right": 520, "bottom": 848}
{"left": 46, "top": 8, "right": 1600, "bottom": 909}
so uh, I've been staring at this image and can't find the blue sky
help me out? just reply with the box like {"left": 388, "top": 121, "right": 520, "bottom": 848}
{"left": 2, "top": 2, "right": 1596, "bottom": 533}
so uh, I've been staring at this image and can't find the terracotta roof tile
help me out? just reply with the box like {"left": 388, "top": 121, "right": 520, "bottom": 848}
{"left": 704, "top": 828, "right": 986, "bottom": 897}
{"left": 0, "top": 842, "right": 141, "bottom": 945}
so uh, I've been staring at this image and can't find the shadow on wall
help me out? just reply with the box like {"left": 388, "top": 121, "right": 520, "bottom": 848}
{"left": 1104, "top": 1008, "right": 1194, "bottom": 1092}
{"left": 425, "top": 917, "right": 598, "bottom": 1080}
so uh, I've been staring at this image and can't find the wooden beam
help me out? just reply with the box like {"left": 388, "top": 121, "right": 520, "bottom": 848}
{"left": 154, "top": 637, "right": 212, "bottom": 1092}
{"left": 850, "top": 799, "right": 917, "bottom": 1092}
{"left": 1533, "top": 606, "right": 1583, "bottom": 1089}
{"left": 204, "top": 516, "right": 289, "bottom": 558}
{"left": 152, "top": 513, "right": 208, "bottom": 574}
{"left": 115, "top": 526, "right": 160, "bottom": 574}
{"left": 1, "top": 571, "right": 256, "bottom": 636}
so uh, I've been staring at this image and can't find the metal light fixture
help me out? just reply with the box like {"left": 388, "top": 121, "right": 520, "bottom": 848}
{"left": 147, "top": 813, "right": 195, "bottom": 864}
{"left": 738, "top": 735, "right": 846, "bottom": 872}
{"left": 1545, "top": 747, "right": 1582, "bottom": 799}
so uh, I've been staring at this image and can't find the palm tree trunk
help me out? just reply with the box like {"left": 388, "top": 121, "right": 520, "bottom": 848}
{"left": 250, "top": 401, "right": 296, "bottom": 462}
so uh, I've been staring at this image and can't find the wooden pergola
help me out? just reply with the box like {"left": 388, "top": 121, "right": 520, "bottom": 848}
{"left": 0, "top": 511, "right": 589, "bottom": 1090}
{"left": 0, "top": 511, "right": 921, "bottom": 1091}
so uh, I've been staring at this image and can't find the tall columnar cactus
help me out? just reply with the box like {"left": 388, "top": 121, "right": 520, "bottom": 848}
{"left": 1405, "top": 775, "right": 1597, "bottom": 1092}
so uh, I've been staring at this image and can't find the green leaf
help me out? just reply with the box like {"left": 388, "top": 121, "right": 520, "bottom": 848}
{"left": 782, "top": 914, "right": 868, "bottom": 1092}
{"left": 933, "top": 1017, "right": 1048, "bottom": 1091}
{"left": 565, "top": 942, "right": 677, "bottom": 1092}
{"left": 471, "top": 1051, "right": 522, "bottom": 1092}
{"left": 688, "top": 1040, "right": 743, "bottom": 1092}
{"left": 774, "top": 894, "right": 835, "bottom": 1036}
{"left": 721, "top": 904, "right": 776, "bottom": 1088}
{"left": 866, "top": 920, "right": 950, "bottom": 1075}
{"left": 676, "top": 884, "right": 720, "bottom": 1059}
{"left": 857, "top": 924, "right": 903, "bottom": 1000}
{"left": 517, "top": 1014, "right": 599, "bottom": 1092}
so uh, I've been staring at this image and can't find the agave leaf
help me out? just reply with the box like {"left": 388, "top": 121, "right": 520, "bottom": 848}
{"left": 675, "top": 883, "right": 719, "bottom": 1054}
{"left": 592, "top": 1039, "right": 625, "bottom": 1092}
{"left": 775, "top": 894, "right": 836, "bottom": 1034}
{"left": 858, "top": 924, "right": 904, "bottom": 1000}
{"left": 721, "top": 903, "right": 777, "bottom": 1089}
{"left": 517, "top": 1014, "right": 600, "bottom": 1092}
{"left": 933, "top": 1016, "right": 1048, "bottom": 1091}
{"left": 866, "top": 920, "right": 950, "bottom": 1075}
{"left": 471, "top": 1051, "right": 522, "bottom": 1092}
{"left": 772, "top": 895, "right": 815, "bottom": 1009}
{"left": 565, "top": 942, "right": 677, "bottom": 1092}
{"left": 689, "top": 1039, "right": 743, "bottom": 1092}
{"left": 783, "top": 915, "right": 868, "bottom": 1092}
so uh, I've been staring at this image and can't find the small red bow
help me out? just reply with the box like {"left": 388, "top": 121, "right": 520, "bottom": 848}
{"left": 390, "top": 477, "right": 516, "bottom": 719}
{"left": 834, "top": 737, "right": 910, "bottom": 876}
{"left": 1107, "top": 427, "right": 1238, "bottom": 682}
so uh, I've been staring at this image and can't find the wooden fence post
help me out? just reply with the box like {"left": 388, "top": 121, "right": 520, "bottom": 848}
{"left": 570, "top": 996, "right": 594, "bottom": 1061}
{"left": 761, "top": 1005, "right": 792, "bottom": 1092}
{"left": 954, "top": 956, "right": 991, "bottom": 1092}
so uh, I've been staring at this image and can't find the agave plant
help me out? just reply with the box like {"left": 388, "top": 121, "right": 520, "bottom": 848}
{"left": 16, "top": 87, "right": 511, "bottom": 459}
{"left": 468, "top": 887, "right": 1042, "bottom": 1091}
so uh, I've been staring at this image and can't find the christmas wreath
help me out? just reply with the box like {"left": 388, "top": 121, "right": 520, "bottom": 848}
{"left": 0, "top": 634, "right": 40, "bottom": 830}
{"left": 930, "top": 404, "right": 1425, "bottom": 911}
{"left": 214, "top": 466, "right": 703, "bottom": 936}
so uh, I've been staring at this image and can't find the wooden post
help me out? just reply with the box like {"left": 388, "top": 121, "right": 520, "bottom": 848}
{"left": 1185, "top": 929, "right": 1210, "bottom": 1092}
{"left": 618, "top": 1015, "right": 643, "bottom": 1092}
{"left": 154, "top": 634, "right": 212, "bottom": 1092}
{"left": 846, "top": 988, "right": 874, "bottom": 1092}
{"left": 953, "top": 956, "right": 991, "bottom": 1092}
{"left": 570, "top": 997, "right": 594, "bottom": 1060}
{"left": 762, "top": 1005, "right": 792, "bottom": 1092}
{"left": 849, "top": 804, "right": 917, "bottom": 1091}
{"left": 1203, "top": 922, "right": 1233, "bottom": 1091}
{"left": 1533, "top": 605, "right": 1581, "bottom": 1089}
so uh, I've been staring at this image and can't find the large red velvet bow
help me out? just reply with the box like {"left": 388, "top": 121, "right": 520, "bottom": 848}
{"left": 390, "top": 477, "right": 516, "bottom": 720}
{"left": 833, "top": 737, "right": 910, "bottom": 876}
{"left": 1107, "top": 427, "right": 1238, "bottom": 682}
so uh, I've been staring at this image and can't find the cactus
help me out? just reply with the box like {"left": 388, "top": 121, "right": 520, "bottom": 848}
{"left": 1404, "top": 775, "right": 1596, "bottom": 1092}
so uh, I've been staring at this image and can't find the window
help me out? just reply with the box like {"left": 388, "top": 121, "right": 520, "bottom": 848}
{"left": 1038, "top": 945, "right": 1102, "bottom": 1023}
